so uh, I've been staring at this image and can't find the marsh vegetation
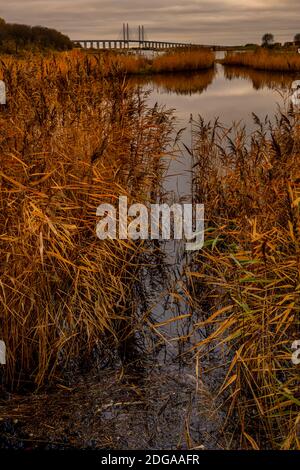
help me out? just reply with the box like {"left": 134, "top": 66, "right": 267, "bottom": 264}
{"left": 0, "top": 49, "right": 299, "bottom": 450}
{"left": 222, "top": 49, "right": 300, "bottom": 73}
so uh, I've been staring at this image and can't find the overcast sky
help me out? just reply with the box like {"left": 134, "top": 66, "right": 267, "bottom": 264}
{"left": 0, "top": 0, "right": 299, "bottom": 45}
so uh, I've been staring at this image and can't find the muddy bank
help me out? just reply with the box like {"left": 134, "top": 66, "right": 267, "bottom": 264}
{"left": 0, "top": 365, "right": 227, "bottom": 450}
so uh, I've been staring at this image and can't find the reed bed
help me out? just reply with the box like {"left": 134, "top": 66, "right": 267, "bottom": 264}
{"left": 103, "top": 49, "right": 215, "bottom": 75}
{"left": 104, "top": 52, "right": 150, "bottom": 75}
{"left": 189, "top": 109, "right": 300, "bottom": 449}
{"left": 151, "top": 49, "right": 215, "bottom": 73}
{"left": 0, "top": 52, "right": 173, "bottom": 389}
{"left": 222, "top": 49, "right": 300, "bottom": 72}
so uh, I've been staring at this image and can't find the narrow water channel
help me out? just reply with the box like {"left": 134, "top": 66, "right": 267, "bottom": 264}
{"left": 1, "top": 60, "right": 296, "bottom": 450}
{"left": 125, "top": 60, "right": 296, "bottom": 448}
{"left": 134, "top": 59, "right": 295, "bottom": 357}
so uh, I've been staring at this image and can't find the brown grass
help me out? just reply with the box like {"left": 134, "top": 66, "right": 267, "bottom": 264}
{"left": 0, "top": 51, "right": 173, "bottom": 389}
{"left": 101, "top": 49, "right": 215, "bottom": 75}
{"left": 189, "top": 109, "right": 300, "bottom": 449}
{"left": 151, "top": 49, "right": 215, "bottom": 73}
{"left": 222, "top": 49, "right": 300, "bottom": 72}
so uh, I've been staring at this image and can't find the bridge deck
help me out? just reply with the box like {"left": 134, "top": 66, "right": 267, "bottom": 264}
{"left": 72, "top": 39, "right": 212, "bottom": 50}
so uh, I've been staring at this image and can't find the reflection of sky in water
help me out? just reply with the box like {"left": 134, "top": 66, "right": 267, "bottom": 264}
{"left": 149, "top": 64, "right": 285, "bottom": 130}
{"left": 146, "top": 63, "right": 293, "bottom": 199}
{"left": 139, "top": 60, "right": 296, "bottom": 361}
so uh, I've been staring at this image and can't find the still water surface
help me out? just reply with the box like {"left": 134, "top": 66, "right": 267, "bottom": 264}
{"left": 131, "top": 62, "right": 296, "bottom": 199}
{"left": 56, "top": 61, "right": 300, "bottom": 449}
{"left": 136, "top": 62, "right": 294, "bottom": 127}
{"left": 129, "top": 62, "right": 297, "bottom": 364}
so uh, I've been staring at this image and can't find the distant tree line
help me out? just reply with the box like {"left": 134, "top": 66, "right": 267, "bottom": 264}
{"left": 262, "top": 32, "right": 300, "bottom": 48}
{"left": 0, "top": 17, "right": 73, "bottom": 53}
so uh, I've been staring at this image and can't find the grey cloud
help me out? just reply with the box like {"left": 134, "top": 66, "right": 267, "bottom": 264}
{"left": 0, "top": 0, "right": 299, "bottom": 45}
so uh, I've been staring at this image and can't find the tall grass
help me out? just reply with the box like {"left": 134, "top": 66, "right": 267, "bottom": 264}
{"left": 222, "top": 49, "right": 300, "bottom": 72}
{"left": 104, "top": 52, "right": 150, "bottom": 75}
{"left": 0, "top": 51, "right": 173, "bottom": 389}
{"left": 189, "top": 109, "right": 300, "bottom": 449}
{"left": 151, "top": 49, "right": 215, "bottom": 73}
{"left": 103, "top": 49, "right": 215, "bottom": 75}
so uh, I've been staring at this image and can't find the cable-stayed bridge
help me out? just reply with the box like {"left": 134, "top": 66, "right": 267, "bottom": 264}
{"left": 72, "top": 24, "right": 217, "bottom": 51}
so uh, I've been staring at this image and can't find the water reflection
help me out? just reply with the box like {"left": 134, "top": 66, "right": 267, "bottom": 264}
{"left": 140, "top": 63, "right": 295, "bottom": 134}
{"left": 131, "top": 63, "right": 297, "bottom": 221}
{"left": 129, "top": 68, "right": 216, "bottom": 96}
{"left": 223, "top": 65, "right": 296, "bottom": 91}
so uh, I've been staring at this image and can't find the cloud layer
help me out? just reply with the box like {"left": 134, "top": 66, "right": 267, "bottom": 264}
{"left": 0, "top": 0, "right": 299, "bottom": 45}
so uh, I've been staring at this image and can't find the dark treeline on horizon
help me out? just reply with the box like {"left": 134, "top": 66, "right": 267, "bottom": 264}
{"left": 0, "top": 17, "right": 73, "bottom": 53}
